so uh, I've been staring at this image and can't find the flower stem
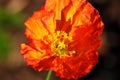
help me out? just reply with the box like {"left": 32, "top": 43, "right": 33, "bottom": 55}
{"left": 45, "top": 70, "right": 52, "bottom": 80}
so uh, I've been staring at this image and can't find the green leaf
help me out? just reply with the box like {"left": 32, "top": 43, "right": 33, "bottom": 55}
{"left": 0, "top": 28, "right": 11, "bottom": 60}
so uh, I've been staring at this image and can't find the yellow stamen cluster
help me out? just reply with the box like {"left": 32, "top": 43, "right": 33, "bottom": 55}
{"left": 51, "top": 31, "right": 75, "bottom": 57}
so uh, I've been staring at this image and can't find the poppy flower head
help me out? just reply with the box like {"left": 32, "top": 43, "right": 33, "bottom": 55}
{"left": 20, "top": 0, "right": 104, "bottom": 79}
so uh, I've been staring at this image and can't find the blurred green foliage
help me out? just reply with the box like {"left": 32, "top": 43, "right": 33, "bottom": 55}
{"left": 0, "top": 7, "right": 26, "bottom": 60}
{"left": 0, "top": 28, "right": 10, "bottom": 60}
{"left": 0, "top": 7, "right": 27, "bottom": 29}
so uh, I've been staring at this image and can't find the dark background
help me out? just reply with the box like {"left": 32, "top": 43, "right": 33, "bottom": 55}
{"left": 0, "top": 0, "right": 120, "bottom": 80}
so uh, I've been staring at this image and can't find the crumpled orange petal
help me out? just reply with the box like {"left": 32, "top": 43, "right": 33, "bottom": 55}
{"left": 20, "top": 0, "right": 104, "bottom": 79}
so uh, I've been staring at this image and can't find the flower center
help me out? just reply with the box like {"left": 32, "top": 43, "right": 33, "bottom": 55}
{"left": 50, "top": 31, "right": 72, "bottom": 57}
{"left": 51, "top": 39, "right": 68, "bottom": 56}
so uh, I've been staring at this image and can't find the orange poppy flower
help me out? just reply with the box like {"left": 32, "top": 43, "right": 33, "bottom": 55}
{"left": 20, "top": 0, "right": 104, "bottom": 79}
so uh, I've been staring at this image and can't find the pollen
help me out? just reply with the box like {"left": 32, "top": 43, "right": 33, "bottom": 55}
{"left": 50, "top": 31, "right": 73, "bottom": 57}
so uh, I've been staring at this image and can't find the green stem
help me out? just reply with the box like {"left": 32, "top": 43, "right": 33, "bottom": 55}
{"left": 45, "top": 70, "right": 52, "bottom": 80}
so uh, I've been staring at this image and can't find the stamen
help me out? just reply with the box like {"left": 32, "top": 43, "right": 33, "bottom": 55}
{"left": 50, "top": 31, "right": 74, "bottom": 57}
